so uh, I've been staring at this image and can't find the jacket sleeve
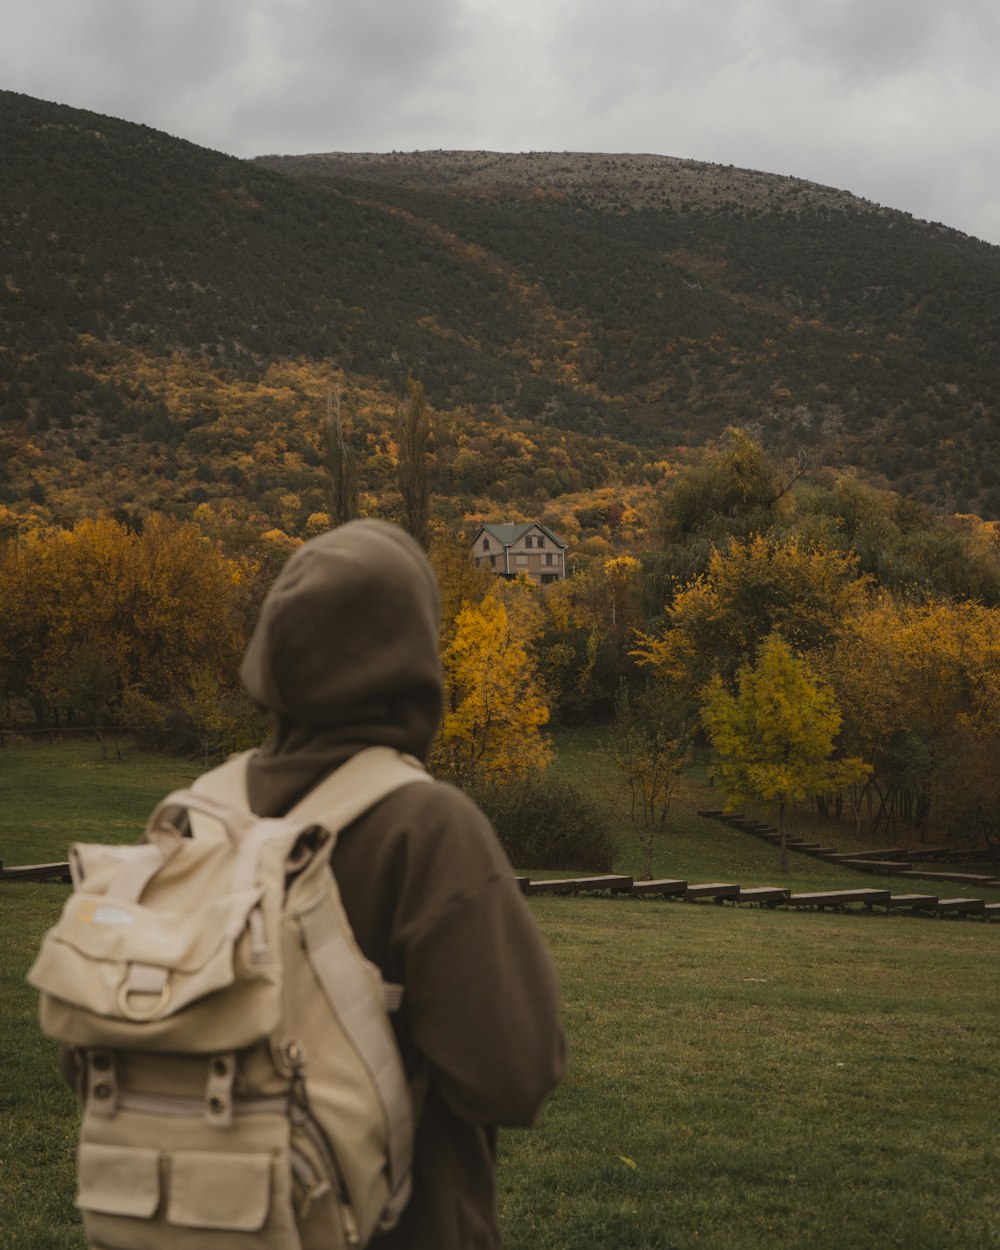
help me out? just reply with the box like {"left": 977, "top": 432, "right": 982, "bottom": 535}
{"left": 389, "top": 786, "right": 568, "bottom": 1127}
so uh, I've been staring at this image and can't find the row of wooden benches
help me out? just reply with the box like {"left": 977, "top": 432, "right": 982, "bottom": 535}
{"left": 5, "top": 860, "right": 998, "bottom": 921}
{"left": 701, "top": 810, "right": 1000, "bottom": 889}
{"left": 515, "top": 873, "right": 1000, "bottom": 920}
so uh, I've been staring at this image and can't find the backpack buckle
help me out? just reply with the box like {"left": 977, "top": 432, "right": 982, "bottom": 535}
{"left": 118, "top": 964, "right": 171, "bottom": 1021}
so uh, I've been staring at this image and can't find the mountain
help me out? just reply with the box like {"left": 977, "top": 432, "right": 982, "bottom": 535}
{"left": 253, "top": 148, "right": 900, "bottom": 217}
{"left": 3, "top": 90, "right": 1000, "bottom": 531}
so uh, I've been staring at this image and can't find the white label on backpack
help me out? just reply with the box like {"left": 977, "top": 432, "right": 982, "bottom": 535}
{"left": 78, "top": 902, "right": 134, "bottom": 926}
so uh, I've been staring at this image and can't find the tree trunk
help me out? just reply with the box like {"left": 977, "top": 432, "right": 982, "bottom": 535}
{"left": 779, "top": 797, "right": 788, "bottom": 873}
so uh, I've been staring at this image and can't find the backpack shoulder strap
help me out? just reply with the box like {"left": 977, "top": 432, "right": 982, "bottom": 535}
{"left": 191, "top": 750, "right": 255, "bottom": 808}
{"left": 287, "top": 746, "right": 433, "bottom": 832}
{"left": 235, "top": 747, "right": 430, "bottom": 1211}
{"left": 193, "top": 746, "right": 433, "bottom": 837}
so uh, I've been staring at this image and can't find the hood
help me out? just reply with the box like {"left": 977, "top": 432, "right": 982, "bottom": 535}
{"left": 241, "top": 519, "right": 443, "bottom": 815}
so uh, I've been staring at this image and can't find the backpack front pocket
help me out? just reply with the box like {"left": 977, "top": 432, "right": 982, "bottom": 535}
{"left": 77, "top": 1142, "right": 160, "bottom": 1219}
{"left": 167, "top": 1150, "right": 272, "bottom": 1231}
{"left": 77, "top": 1141, "right": 299, "bottom": 1249}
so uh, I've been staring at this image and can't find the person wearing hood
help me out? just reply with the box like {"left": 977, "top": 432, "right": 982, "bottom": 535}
{"left": 220, "top": 519, "right": 567, "bottom": 1249}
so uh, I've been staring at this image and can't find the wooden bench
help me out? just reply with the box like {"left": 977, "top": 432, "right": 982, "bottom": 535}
{"left": 897, "top": 870, "right": 1000, "bottom": 887}
{"left": 0, "top": 861, "right": 71, "bottom": 883}
{"left": 684, "top": 882, "right": 740, "bottom": 903}
{"left": 932, "top": 897, "right": 987, "bottom": 917}
{"left": 829, "top": 847, "right": 909, "bottom": 861}
{"left": 524, "top": 875, "right": 634, "bottom": 897}
{"left": 833, "top": 858, "right": 913, "bottom": 875}
{"left": 737, "top": 886, "right": 790, "bottom": 907}
{"left": 896, "top": 847, "right": 950, "bottom": 862}
{"left": 884, "top": 893, "right": 940, "bottom": 912}
{"left": 786, "top": 888, "right": 891, "bottom": 912}
{"left": 631, "top": 878, "right": 687, "bottom": 898}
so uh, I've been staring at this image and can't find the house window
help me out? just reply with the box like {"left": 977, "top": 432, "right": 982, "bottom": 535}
{"left": 537, "top": 536, "right": 545, "bottom": 549}
{"left": 545, "top": 553, "right": 554, "bottom": 565}
{"left": 482, "top": 538, "right": 490, "bottom": 551}
{"left": 490, "top": 555, "right": 496, "bottom": 567}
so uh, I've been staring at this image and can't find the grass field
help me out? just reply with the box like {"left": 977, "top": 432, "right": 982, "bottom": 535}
{"left": 2, "top": 737, "right": 999, "bottom": 1249}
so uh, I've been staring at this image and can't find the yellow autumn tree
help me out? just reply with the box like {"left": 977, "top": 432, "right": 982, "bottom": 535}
{"left": 429, "top": 531, "right": 493, "bottom": 652}
{"left": 701, "top": 634, "right": 870, "bottom": 871}
{"left": 821, "top": 596, "right": 1000, "bottom": 841}
{"left": 634, "top": 534, "right": 869, "bottom": 692}
{"left": 434, "top": 590, "right": 551, "bottom": 783}
{"left": 0, "top": 515, "right": 250, "bottom": 728}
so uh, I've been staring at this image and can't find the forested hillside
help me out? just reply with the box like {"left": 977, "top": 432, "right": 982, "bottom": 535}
{"left": 3, "top": 90, "right": 1000, "bottom": 854}
{"left": 3, "top": 89, "right": 1000, "bottom": 532}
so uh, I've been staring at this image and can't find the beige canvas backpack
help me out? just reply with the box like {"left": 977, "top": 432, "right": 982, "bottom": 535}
{"left": 28, "top": 745, "right": 433, "bottom": 1250}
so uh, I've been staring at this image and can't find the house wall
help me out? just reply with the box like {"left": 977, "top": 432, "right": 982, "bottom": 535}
{"left": 473, "top": 526, "right": 566, "bottom": 584}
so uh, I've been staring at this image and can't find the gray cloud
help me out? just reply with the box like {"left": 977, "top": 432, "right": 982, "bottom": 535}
{"left": 2, "top": 0, "right": 998, "bottom": 244}
{"left": 7, "top": 0, "right": 251, "bottom": 132}
{"left": 769, "top": 0, "right": 944, "bottom": 81}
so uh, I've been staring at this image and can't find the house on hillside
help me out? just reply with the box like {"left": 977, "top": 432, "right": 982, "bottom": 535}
{"left": 471, "top": 521, "right": 568, "bottom": 584}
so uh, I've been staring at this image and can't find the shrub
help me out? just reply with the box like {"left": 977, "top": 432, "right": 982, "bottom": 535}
{"left": 121, "top": 682, "right": 266, "bottom": 763}
{"left": 466, "top": 771, "right": 619, "bottom": 872}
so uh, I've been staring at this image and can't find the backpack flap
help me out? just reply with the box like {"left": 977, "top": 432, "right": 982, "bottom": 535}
{"left": 28, "top": 834, "right": 285, "bottom": 1053}
{"left": 29, "top": 885, "right": 275, "bottom": 1051}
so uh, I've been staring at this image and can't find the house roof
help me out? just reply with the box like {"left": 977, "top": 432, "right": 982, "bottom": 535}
{"left": 473, "top": 521, "right": 567, "bottom": 549}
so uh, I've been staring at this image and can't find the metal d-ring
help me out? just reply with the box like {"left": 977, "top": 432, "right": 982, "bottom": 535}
{"left": 117, "top": 979, "right": 172, "bottom": 1022}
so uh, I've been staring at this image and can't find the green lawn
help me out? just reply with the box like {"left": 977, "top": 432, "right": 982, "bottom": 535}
{"left": 500, "top": 898, "right": 1000, "bottom": 1250}
{"left": 0, "top": 737, "right": 201, "bottom": 865}
{"left": 2, "top": 737, "right": 999, "bottom": 1249}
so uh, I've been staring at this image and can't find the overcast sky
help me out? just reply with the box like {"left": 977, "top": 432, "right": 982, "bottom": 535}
{"left": 5, "top": 0, "right": 1000, "bottom": 246}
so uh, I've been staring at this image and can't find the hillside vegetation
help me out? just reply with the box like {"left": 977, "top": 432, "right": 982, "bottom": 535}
{"left": 3, "top": 90, "right": 1000, "bottom": 532}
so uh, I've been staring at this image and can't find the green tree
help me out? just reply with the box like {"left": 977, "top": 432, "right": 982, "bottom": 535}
{"left": 634, "top": 534, "right": 868, "bottom": 704}
{"left": 54, "top": 641, "right": 120, "bottom": 758}
{"left": 701, "top": 634, "right": 870, "bottom": 871}
{"left": 598, "top": 685, "right": 689, "bottom": 879}
{"left": 650, "top": 428, "right": 808, "bottom": 586}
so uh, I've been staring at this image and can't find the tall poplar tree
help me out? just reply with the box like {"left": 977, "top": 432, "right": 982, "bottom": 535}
{"left": 323, "top": 390, "right": 358, "bottom": 526}
{"left": 396, "top": 378, "right": 430, "bottom": 548}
